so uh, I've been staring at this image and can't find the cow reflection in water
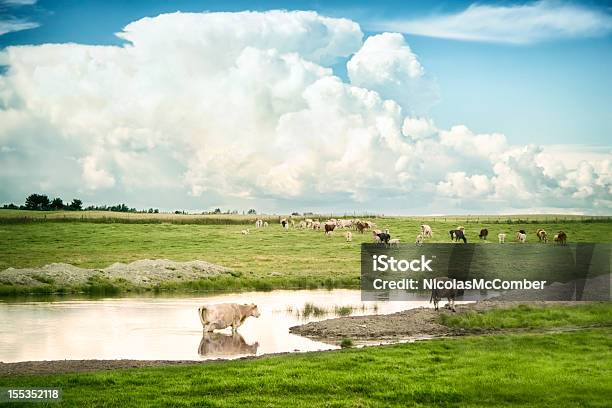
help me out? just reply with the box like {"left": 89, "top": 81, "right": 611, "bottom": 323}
{"left": 198, "top": 332, "right": 259, "bottom": 357}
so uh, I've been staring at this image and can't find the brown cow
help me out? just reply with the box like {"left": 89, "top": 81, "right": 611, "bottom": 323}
{"left": 324, "top": 223, "right": 336, "bottom": 235}
{"left": 356, "top": 221, "right": 369, "bottom": 233}
{"left": 554, "top": 231, "right": 567, "bottom": 245}
{"left": 478, "top": 228, "right": 488, "bottom": 240}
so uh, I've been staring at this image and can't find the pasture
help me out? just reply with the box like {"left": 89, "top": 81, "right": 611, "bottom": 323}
{"left": 1, "top": 211, "right": 611, "bottom": 406}
{"left": 1, "top": 210, "right": 611, "bottom": 295}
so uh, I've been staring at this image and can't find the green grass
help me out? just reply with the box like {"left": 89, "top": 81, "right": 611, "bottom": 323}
{"left": 302, "top": 302, "right": 327, "bottom": 318}
{"left": 1, "top": 328, "right": 610, "bottom": 407}
{"left": 1, "top": 210, "right": 611, "bottom": 295}
{"left": 340, "top": 337, "right": 354, "bottom": 348}
{"left": 335, "top": 305, "right": 354, "bottom": 317}
{"left": 440, "top": 303, "right": 612, "bottom": 330}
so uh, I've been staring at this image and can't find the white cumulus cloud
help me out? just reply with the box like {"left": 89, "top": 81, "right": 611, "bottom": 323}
{"left": 347, "top": 32, "right": 438, "bottom": 113}
{"left": 402, "top": 117, "right": 437, "bottom": 141}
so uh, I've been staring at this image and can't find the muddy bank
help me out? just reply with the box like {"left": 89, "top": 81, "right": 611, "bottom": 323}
{"left": 289, "top": 301, "right": 587, "bottom": 341}
{"left": 0, "top": 352, "right": 305, "bottom": 377}
{"left": 0, "top": 359, "right": 207, "bottom": 376}
{"left": 0, "top": 259, "right": 232, "bottom": 290}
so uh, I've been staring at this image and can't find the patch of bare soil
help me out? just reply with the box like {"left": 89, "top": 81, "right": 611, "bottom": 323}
{"left": 0, "top": 354, "right": 288, "bottom": 377}
{"left": 0, "top": 259, "right": 232, "bottom": 288}
{"left": 0, "top": 360, "right": 204, "bottom": 376}
{"left": 289, "top": 301, "right": 589, "bottom": 342}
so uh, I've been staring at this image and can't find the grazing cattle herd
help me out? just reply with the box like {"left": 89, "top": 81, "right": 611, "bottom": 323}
{"left": 206, "top": 219, "right": 575, "bottom": 327}
{"left": 246, "top": 217, "right": 570, "bottom": 249}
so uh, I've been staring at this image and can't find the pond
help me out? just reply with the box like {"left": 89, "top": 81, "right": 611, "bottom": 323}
{"left": 1, "top": 289, "right": 446, "bottom": 363}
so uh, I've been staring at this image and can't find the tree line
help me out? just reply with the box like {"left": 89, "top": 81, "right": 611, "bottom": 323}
{"left": 1, "top": 194, "right": 159, "bottom": 213}
{"left": 1, "top": 195, "right": 283, "bottom": 215}
{"left": 2, "top": 194, "right": 82, "bottom": 211}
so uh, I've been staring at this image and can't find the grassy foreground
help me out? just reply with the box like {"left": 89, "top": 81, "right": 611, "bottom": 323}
{"left": 1, "top": 328, "right": 610, "bottom": 407}
{"left": 1, "top": 211, "right": 611, "bottom": 295}
{"left": 440, "top": 303, "right": 612, "bottom": 330}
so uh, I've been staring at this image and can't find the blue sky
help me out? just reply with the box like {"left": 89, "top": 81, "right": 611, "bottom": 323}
{"left": 2, "top": 0, "right": 611, "bottom": 146}
{"left": 0, "top": 1, "right": 610, "bottom": 214}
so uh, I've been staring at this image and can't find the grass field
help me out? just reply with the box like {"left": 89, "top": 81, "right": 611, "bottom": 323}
{"left": 440, "top": 303, "right": 612, "bottom": 330}
{"left": 1, "top": 210, "right": 611, "bottom": 295}
{"left": 2, "top": 304, "right": 611, "bottom": 407}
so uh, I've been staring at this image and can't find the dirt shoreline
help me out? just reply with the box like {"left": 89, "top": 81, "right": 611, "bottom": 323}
{"left": 289, "top": 300, "right": 592, "bottom": 341}
{"left": 0, "top": 353, "right": 298, "bottom": 377}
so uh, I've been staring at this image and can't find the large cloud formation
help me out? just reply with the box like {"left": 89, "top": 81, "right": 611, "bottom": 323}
{"left": 0, "top": 10, "right": 609, "bottom": 213}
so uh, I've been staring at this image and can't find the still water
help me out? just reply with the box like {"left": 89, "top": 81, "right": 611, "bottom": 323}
{"left": 0, "top": 289, "right": 440, "bottom": 363}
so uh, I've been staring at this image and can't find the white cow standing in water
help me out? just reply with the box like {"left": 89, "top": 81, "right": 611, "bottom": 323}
{"left": 198, "top": 303, "right": 261, "bottom": 332}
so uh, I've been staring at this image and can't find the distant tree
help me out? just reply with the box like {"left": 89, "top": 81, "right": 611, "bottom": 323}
{"left": 291, "top": 212, "right": 300, "bottom": 216}
{"left": 2, "top": 203, "right": 18, "bottom": 209}
{"left": 25, "top": 194, "right": 50, "bottom": 210}
{"left": 68, "top": 198, "right": 82, "bottom": 211}
{"left": 247, "top": 209, "right": 257, "bottom": 215}
{"left": 213, "top": 208, "right": 221, "bottom": 214}
{"left": 50, "top": 197, "right": 64, "bottom": 210}
{"left": 154, "top": 209, "right": 159, "bottom": 213}
{"left": 108, "top": 203, "right": 130, "bottom": 212}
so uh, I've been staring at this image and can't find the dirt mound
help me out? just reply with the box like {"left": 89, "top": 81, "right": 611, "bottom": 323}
{"left": 290, "top": 305, "right": 459, "bottom": 341}
{"left": 0, "top": 259, "right": 232, "bottom": 288}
